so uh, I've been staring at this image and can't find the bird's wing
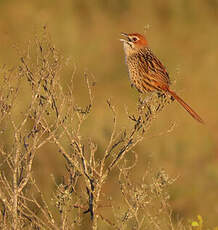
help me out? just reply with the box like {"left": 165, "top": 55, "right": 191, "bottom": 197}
{"left": 141, "top": 49, "right": 171, "bottom": 87}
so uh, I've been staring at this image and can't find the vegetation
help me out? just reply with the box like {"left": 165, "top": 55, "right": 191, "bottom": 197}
{"left": 0, "top": 0, "right": 217, "bottom": 229}
{"left": 0, "top": 29, "right": 175, "bottom": 229}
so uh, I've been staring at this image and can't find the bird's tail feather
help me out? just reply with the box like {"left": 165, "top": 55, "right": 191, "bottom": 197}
{"left": 167, "top": 88, "right": 204, "bottom": 124}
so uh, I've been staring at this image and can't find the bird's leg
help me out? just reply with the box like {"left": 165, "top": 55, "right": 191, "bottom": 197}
{"left": 157, "top": 91, "right": 174, "bottom": 103}
{"left": 155, "top": 91, "right": 175, "bottom": 113}
{"left": 140, "top": 93, "right": 153, "bottom": 105}
{"left": 157, "top": 91, "right": 166, "bottom": 99}
{"left": 137, "top": 94, "right": 153, "bottom": 121}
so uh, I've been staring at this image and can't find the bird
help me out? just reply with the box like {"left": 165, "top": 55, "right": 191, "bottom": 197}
{"left": 120, "top": 32, "right": 204, "bottom": 124}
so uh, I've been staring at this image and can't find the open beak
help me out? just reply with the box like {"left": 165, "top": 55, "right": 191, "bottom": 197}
{"left": 121, "top": 32, "right": 128, "bottom": 37}
{"left": 120, "top": 32, "right": 130, "bottom": 42}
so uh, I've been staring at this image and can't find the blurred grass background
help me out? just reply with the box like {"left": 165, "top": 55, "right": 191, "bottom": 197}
{"left": 0, "top": 0, "right": 217, "bottom": 227}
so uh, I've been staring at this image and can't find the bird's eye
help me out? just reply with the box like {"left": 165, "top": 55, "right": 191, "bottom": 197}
{"left": 132, "top": 37, "right": 138, "bottom": 42}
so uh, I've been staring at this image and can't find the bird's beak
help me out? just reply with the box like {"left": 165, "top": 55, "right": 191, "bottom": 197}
{"left": 121, "top": 32, "right": 128, "bottom": 37}
{"left": 120, "top": 33, "right": 130, "bottom": 43}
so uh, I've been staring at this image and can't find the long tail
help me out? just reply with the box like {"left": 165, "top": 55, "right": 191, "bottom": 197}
{"left": 167, "top": 88, "right": 204, "bottom": 124}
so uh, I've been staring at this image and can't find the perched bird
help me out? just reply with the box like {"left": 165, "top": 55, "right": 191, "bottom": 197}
{"left": 120, "top": 32, "right": 204, "bottom": 124}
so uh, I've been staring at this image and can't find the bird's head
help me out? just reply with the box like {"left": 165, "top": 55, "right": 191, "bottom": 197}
{"left": 120, "top": 33, "right": 148, "bottom": 56}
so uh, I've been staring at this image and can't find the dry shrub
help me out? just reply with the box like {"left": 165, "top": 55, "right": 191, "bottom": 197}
{"left": 0, "top": 28, "right": 189, "bottom": 230}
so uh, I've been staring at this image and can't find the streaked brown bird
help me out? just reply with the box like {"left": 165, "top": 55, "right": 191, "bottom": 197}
{"left": 120, "top": 32, "right": 204, "bottom": 124}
